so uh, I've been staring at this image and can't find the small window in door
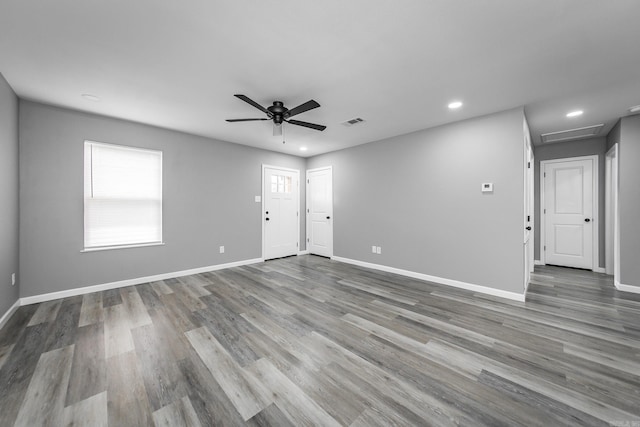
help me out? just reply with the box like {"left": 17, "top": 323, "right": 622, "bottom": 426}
{"left": 271, "top": 175, "right": 292, "bottom": 193}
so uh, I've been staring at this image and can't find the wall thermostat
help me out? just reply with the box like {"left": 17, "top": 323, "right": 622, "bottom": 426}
{"left": 482, "top": 183, "right": 494, "bottom": 193}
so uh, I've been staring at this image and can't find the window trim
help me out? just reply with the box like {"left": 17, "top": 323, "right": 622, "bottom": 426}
{"left": 80, "top": 242, "right": 165, "bottom": 253}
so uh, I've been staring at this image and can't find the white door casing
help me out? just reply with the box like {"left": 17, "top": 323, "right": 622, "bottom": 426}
{"left": 306, "top": 167, "right": 333, "bottom": 257}
{"left": 541, "top": 156, "right": 597, "bottom": 270}
{"left": 523, "top": 121, "right": 534, "bottom": 291}
{"left": 262, "top": 165, "right": 299, "bottom": 260}
{"left": 605, "top": 144, "right": 619, "bottom": 279}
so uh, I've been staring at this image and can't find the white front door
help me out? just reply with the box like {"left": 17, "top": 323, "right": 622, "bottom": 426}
{"left": 543, "top": 157, "right": 595, "bottom": 269}
{"left": 263, "top": 166, "right": 299, "bottom": 260}
{"left": 307, "top": 167, "right": 333, "bottom": 257}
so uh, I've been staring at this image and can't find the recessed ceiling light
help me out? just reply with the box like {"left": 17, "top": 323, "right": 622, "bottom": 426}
{"left": 629, "top": 105, "right": 640, "bottom": 114}
{"left": 566, "top": 110, "right": 583, "bottom": 117}
{"left": 81, "top": 94, "right": 100, "bottom": 102}
{"left": 448, "top": 101, "right": 463, "bottom": 109}
{"left": 299, "top": 147, "right": 308, "bottom": 152}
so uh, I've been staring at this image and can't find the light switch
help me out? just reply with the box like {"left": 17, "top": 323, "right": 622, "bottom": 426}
{"left": 255, "top": 196, "right": 261, "bottom": 202}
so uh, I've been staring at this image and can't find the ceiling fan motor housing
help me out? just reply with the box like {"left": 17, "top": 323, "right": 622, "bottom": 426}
{"left": 268, "top": 101, "right": 288, "bottom": 124}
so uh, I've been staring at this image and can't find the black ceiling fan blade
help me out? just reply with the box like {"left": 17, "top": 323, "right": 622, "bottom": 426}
{"left": 287, "top": 100, "right": 320, "bottom": 118}
{"left": 287, "top": 119, "right": 326, "bottom": 131}
{"left": 234, "top": 94, "right": 270, "bottom": 114}
{"left": 226, "top": 118, "right": 269, "bottom": 122}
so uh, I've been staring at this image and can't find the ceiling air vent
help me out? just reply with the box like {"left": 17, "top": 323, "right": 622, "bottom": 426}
{"left": 341, "top": 117, "right": 365, "bottom": 127}
{"left": 540, "top": 124, "right": 604, "bottom": 144}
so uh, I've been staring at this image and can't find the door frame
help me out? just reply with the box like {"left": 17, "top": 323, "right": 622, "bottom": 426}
{"left": 605, "top": 144, "right": 619, "bottom": 279}
{"left": 523, "top": 120, "right": 534, "bottom": 293}
{"left": 261, "top": 164, "right": 300, "bottom": 260}
{"left": 539, "top": 155, "right": 599, "bottom": 270}
{"left": 306, "top": 166, "right": 334, "bottom": 257}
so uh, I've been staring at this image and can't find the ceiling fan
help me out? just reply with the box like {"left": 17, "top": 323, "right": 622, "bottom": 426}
{"left": 226, "top": 94, "right": 326, "bottom": 136}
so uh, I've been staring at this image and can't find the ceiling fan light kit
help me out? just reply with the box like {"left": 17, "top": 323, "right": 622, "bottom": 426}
{"left": 226, "top": 94, "right": 326, "bottom": 144}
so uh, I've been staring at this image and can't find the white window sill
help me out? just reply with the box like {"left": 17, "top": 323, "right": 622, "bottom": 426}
{"left": 81, "top": 242, "right": 165, "bottom": 253}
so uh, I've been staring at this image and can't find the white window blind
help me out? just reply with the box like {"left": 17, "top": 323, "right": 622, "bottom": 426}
{"left": 84, "top": 141, "right": 163, "bottom": 249}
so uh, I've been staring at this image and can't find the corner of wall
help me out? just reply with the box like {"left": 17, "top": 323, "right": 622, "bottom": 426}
{"left": 606, "top": 119, "right": 622, "bottom": 151}
{"left": 0, "top": 71, "right": 20, "bottom": 322}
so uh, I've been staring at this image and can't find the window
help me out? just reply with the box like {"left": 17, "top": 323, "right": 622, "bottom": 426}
{"left": 271, "top": 174, "right": 292, "bottom": 193}
{"left": 84, "top": 141, "right": 163, "bottom": 250}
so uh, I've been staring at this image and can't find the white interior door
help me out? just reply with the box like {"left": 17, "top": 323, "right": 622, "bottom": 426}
{"left": 543, "top": 157, "right": 595, "bottom": 269}
{"left": 307, "top": 167, "right": 333, "bottom": 257}
{"left": 263, "top": 166, "right": 299, "bottom": 260}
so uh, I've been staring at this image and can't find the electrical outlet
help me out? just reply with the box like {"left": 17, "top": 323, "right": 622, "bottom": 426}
{"left": 11, "top": 273, "right": 16, "bottom": 286}
{"left": 219, "top": 246, "right": 225, "bottom": 254}
{"left": 376, "top": 246, "right": 382, "bottom": 254}
{"left": 372, "top": 245, "right": 377, "bottom": 254}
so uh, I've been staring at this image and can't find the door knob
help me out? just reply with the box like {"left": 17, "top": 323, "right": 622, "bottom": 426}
{"left": 585, "top": 218, "right": 591, "bottom": 222}
{"left": 525, "top": 226, "right": 531, "bottom": 231}
{"left": 326, "top": 216, "right": 331, "bottom": 220}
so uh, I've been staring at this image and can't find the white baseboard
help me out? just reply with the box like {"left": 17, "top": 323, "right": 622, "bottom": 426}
{"left": 20, "top": 257, "right": 264, "bottom": 306}
{"left": 0, "top": 299, "right": 20, "bottom": 331}
{"left": 297, "top": 250, "right": 310, "bottom": 256}
{"left": 331, "top": 256, "right": 526, "bottom": 302}
{"left": 615, "top": 280, "right": 640, "bottom": 294}
{"left": 534, "top": 260, "right": 544, "bottom": 266}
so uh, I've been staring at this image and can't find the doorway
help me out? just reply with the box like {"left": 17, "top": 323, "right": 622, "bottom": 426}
{"left": 262, "top": 165, "right": 300, "bottom": 260}
{"left": 306, "top": 166, "right": 333, "bottom": 257}
{"left": 540, "top": 155, "right": 598, "bottom": 270}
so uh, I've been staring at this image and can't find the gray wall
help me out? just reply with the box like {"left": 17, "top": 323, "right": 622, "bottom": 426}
{"left": 618, "top": 115, "right": 640, "bottom": 288}
{"left": 308, "top": 108, "right": 525, "bottom": 294}
{"left": 533, "top": 137, "right": 607, "bottom": 268}
{"left": 0, "top": 73, "right": 19, "bottom": 316}
{"left": 607, "top": 120, "right": 621, "bottom": 151}
{"left": 19, "top": 101, "right": 305, "bottom": 298}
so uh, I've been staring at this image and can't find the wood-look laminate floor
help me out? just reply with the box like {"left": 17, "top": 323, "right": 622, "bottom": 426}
{"left": 1, "top": 256, "right": 639, "bottom": 426}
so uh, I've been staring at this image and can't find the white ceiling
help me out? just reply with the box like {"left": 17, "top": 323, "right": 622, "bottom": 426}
{"left": 1, "top": 1, "right": 639, "bottom": 157}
